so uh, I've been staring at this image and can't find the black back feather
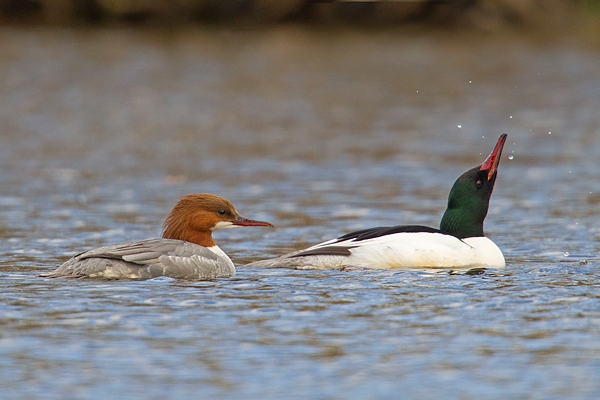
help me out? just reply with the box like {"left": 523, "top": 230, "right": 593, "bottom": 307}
{"left": 290, "top": 225, "right": 454, "bottom": 258}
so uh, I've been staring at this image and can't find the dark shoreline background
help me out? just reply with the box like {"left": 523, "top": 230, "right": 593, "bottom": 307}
{"left": 0, "top": 0, "right": 597, "bottom": 34}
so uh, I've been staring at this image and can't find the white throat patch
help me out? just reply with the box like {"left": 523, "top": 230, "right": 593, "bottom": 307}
{"left": 212, "top": 221, "right": 241, "bottom": 231}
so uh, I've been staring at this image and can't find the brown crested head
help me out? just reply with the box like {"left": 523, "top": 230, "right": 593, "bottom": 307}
{"left": 161, "top": 193, "right": 273, "bottom": 247}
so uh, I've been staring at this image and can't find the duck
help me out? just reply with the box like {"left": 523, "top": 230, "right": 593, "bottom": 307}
{"left": 248, "top": 134, "right": 507, "bottom": 271}
{"left": 42, "top": 193, "right": 273, "bottom": 280}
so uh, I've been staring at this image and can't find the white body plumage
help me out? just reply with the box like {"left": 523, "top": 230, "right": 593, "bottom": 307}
{"left": 249, "top": 232, "right": 504, "bottom": 270}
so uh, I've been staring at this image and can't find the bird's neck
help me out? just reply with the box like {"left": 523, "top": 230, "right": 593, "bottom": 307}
{"left": 440, "top": 207, "right": 485, "bottom": 239}
{"left": 163, "top": 227, "right": 217, "bottom": 248}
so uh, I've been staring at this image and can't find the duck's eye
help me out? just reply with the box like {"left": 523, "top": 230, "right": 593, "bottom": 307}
{"left": 476, "top": 179, "right": 483, "bottom": 188}
{"left": 218, "top": 209, "right": 226, "bottom": 215}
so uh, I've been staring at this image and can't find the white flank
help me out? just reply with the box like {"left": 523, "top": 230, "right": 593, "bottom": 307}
{"left": 298, "top": 232, "right": 505, "bottom": 270}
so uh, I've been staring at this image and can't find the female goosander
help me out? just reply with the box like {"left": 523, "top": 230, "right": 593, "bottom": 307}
{"left": 43, "top": 194, "right": 273, "bottom": 280}
{"left": 248, "top": 134, "right": 507, "bottom": 271}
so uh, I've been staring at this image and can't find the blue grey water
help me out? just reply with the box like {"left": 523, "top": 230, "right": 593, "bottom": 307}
{"left": 1, "top": 27, "right": 600, "bottom": 399}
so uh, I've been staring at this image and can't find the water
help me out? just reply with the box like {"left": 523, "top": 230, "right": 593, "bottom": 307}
{"left": 1, "top": 26, "right": 600, "bottom": 399}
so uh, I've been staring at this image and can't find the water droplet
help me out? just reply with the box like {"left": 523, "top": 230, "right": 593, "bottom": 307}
{"left": 564, "top": 251, "right": 569, "bottom": 257}
{"left": 457, "top": 124, "right": 462, "bottom": 128}
{"left": 509, "top": 115, "right": 513, "bottom": 119}
{"left": 508, "top": 155, "right": 514, "bottom": 160}
{"left": 469, "top": 80, "right": 472, "bottom": 84}
{"left": 548, "top": 131, "right": 552, "bottom": 135}
{"left": 416, "top": 90, "right": 419, "bottom": 93}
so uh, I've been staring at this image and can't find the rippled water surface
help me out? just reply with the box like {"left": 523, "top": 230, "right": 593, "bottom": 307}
{"left": 1, "top": 27, "right": 600, "bottom": 399}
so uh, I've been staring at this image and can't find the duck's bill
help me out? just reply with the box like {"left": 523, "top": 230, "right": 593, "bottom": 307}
{"left": 480, "top": 133, "right": 507, "bottom": 181}
{"left": 232, "top": 215, "right": 274, "bottom": 227}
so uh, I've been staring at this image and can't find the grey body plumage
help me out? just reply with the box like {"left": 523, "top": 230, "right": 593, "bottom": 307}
{"left": 42, "top": 239, "right": 234, "bottom": 279}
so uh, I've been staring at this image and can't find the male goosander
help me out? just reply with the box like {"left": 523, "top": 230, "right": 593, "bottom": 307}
{"left": 248, "top": 134, "right": 508, "bottom": 271}
{"left": 42, "top": 194, "right": 273, "bottom": 280}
